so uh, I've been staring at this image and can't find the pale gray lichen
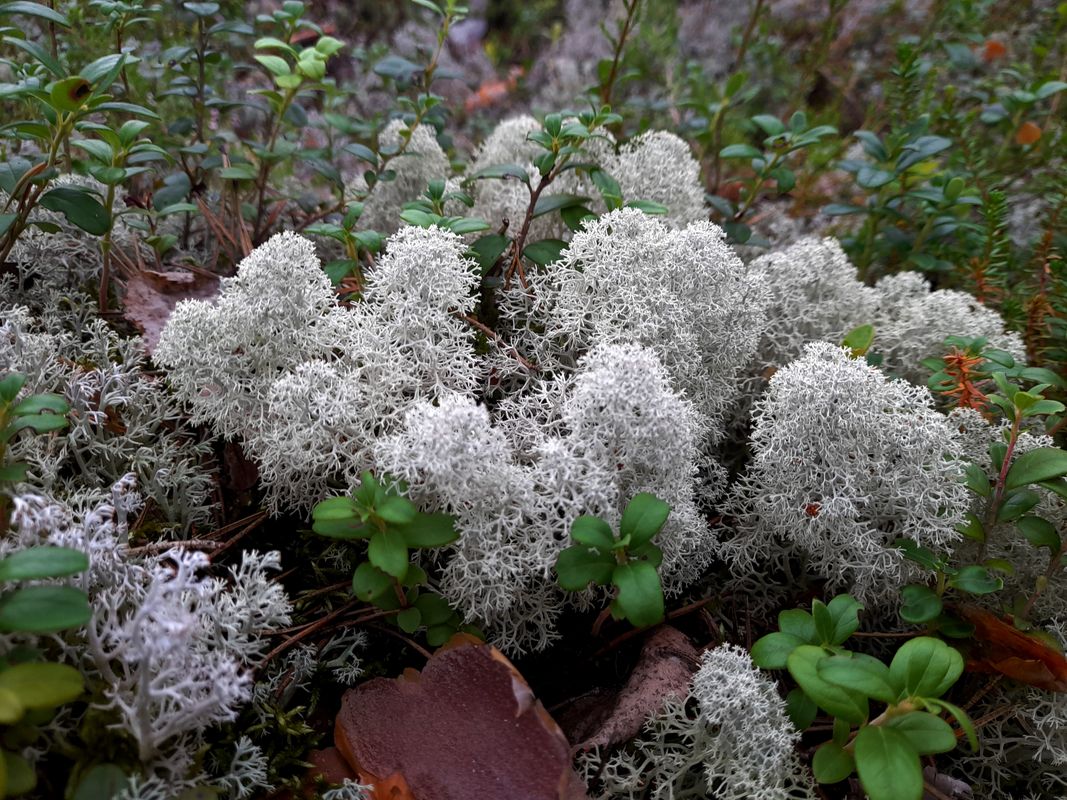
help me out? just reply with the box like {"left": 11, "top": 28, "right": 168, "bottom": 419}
{"left": 346, "top": 119, "right": 451, "bottom": 235}
{"left": 719, "top": 342, "right": 968, "bottom": 603}
{"left": 156, "top": 226, "right": 481, "bottom": 512}
{"left": 873, "top": 272, "right": 1026, "bottom": 382}
{"left": 5, "top": 477, "right": 291, "bottom": 788}
{"left": 1, "top": 305, "right": 215, "bottom": 535}
{"left": 501, "top": 207, "right": 769, "bottom": 439}
{"left": 582, "top": 644, "right": 815, "bottom": 800}
{"left": 749, "top": 237, "right": 880, "bottom": 370}
{"left": 604, "top": 130, "right": 708, "bottom": 227}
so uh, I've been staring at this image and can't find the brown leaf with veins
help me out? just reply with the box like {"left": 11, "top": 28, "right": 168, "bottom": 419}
{"left": 334, "top": 633, "right": 588, "bottom": 800}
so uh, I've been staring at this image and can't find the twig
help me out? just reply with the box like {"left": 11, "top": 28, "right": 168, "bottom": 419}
{"left": 210, "top": 512, "right": 268, "bottom": 560}
{"left": 123, "top": 539, "right": 222, "bottom": 557}
{"left": 369, "top": 622, "right": 432, "bottom": 660}
{"left": 593, "top": 597, "right": 716, "bottom": 657}
{"left": 923, "top": 780, "right": 953, "bottom": 800}
{"left": 599, "top": 0, "right": 642, "bottom": 107}
{"left": 259, "top": 598, "right": 361, "bottom": 666}
{"left": 852, "top": 630, "right": 922, "bottom": 639}
{"left": 458, "top": 313, "right": 539, "bottom": 373}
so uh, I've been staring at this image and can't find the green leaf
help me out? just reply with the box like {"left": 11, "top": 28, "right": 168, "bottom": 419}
{"left": 93, "top": 101, "right": 160, "bottom": 119}
{"left": 1005, "top": 447, "right": 1067, "bottom": 489}
{"left": 468, "top": 163, "right": 530, "bottom": 185}
{"left": 589, "top": 168, "right": 622, "bottom": 209}
{"left": 0, "top": 688, "right": 23, "bottom": 724}
{"left": 812, "top": 599, "right": 835, "bottom": 644}
{"left": 787, "top": 645, "right": 869, "bottom": 724}
{"left": 611, "top": 560, "right": 664, "bottom": 628}
{"left": 619, "top": 493, "right": 670, "bottom": 548}
{"left": 924, "top": 697, "right": 978, "bottom": 750}
{"left": 467, "top": 234, "right": 510, "bottom": 275}
{"left": 523, "top": 238, "right": 567, "bottom": 267}
{"left": 785, "top": 687, "right": 817, "bottom": 730}
{"left": 368, "top": 531, "right": 408, "bottom": 580}
{"left": 11, "top": 412, "right": 68, "bottom": 434}
{"left": 376, "top": 495, "right": 416, "bottom": 525}
{"left": 778, "top": 608, "right": 816, "bottom": 642}
{"left": 217, "top": 164, "right": 257, "bottom": 181}
{"left": 750, "top": 631, "right": 804, "bottom": 669}
{"left": 996, "top": 488, "right": 1040, "bottom": 523}
{"left": 0, "top": 661, "right": 83, "bottom": 708}
{"left": 11, "top": 393, "right": 67, "bottom": 416}
{"left": 823, "top": 203, "right": 866, "bottom": 216}
{"left": 2, "top": 35, "right": 63, "bottom": 77}
{"left": 254, "top": 54, "right": 291, "bottom": 77}
{"left": 532, "top": 194, "right": 588, "bottom": 218}
{"left": 82, "top": 53, "right": 127, "bottom": 88}
{"left": 751, "top": 114, "right": 786, "bottom": 136}
{"left": 817, "top": 654, "right": 899, "bottom": 704}
{"left": 49, "top": 76, "right": 92, "bottom": 112}
{"left": 413, "top": 593, "right": 453, "bottom": 626}
{"left": 964, "top": 464, "right": 991, "bottom": 497}
{"left": 0, "top": 546, "right": 87, "bottom": 582}
{"left": 900, "top": 585, "right": 942, "bottom": 623}
{"left": 400, "top": 208, "right": 437, "bottom": 228}
{"left": 812, "top": 741, "right": 854, "bottom": 784}
{"left": 444, "top": 217, "right": 489, "bottom": 235}
{"left": 0, "top": 2, "right": 70, "bottom": 26}
{"left": 853, "top": 725, "right": 923, "bottom": 800}
{"left": 254, "top": 36, "right": 297, "bottom": 55}
{"left": 398, "top": 512, "right": 457, "bottom": 549}
{"left": 570, "top": 515, "right": 615, "bottom": 550}
{"left": 560, "top": 204, "right": 594, "bottom": 231}
{"left": 396, "top": 607, "right": 421, "bottom": 633}
{"left": 351, "top": 562, "right": 393, "bottom": 602}
{"left": 826, "top": 594, "right": 864, "bottom": 645}
{"left": 0, "top": 586, "right": 90, "bottom": 633}
{"left": 886, "top": 711, "right": 957, "bottom": 755}
{"left": 888, "top": 636, "right": 963, "bottom": 699}
{"left": 624, "top": 199, "right": 668, "bottom": 215}
{"left": 0, "top": 373, "right": 26, "bottom": 403}
{"left": 72, "top": 764, "right": 129, "bottom": 800}
{"left": 555, "top": 545, "right": 614, "bottom": 590}
{"left": 1017, "top": 515, "right": 1061, "bottom": 551}
{"left": 1039, "top": 478, "right": 1067, "bottom": 501}
{"left": 842, "top": 324, "right": 874, "bottom": 356}
{"left": 0, "top": 463, "right": 28, "bottom": 482}
{"left": 1036, "top": 80, "right": 1067, "bottom": 100}
{"left": 38, "top": 187, "right": 109, "bottom": 235}
{"left": 3, "top": 750, "right": 35, "bottom": 795}
{"left": 311, "top": 517, "right": 367, "bottom": 539}
{"left": 948, "top": 565, "right": 1002, "bottom": 595}
{"left": 312, "top": 496, "right": 356, "bottom": 520}
{"left": 719, "top": 143, "right": 762, "bottom": 159}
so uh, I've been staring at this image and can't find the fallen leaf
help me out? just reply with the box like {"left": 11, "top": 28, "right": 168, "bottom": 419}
{"left": 334, "top": 633, "right": 588, "bottom": 800}
{"left": 569, "top": 626, "right": 699, "bottom": 752}
{"left": 953, "top": 605, "right": 1067, "bottom": 693}
{"left": 123, "top": 269, "right": 219, "bottom": 354}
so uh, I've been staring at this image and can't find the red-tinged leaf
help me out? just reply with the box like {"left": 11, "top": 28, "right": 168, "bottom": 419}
{"left": 953, "top": 604, "right": 1067, "bottom": 692}
{"left": 1015, "top": 121, "right": 1041, "bottom": 146}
